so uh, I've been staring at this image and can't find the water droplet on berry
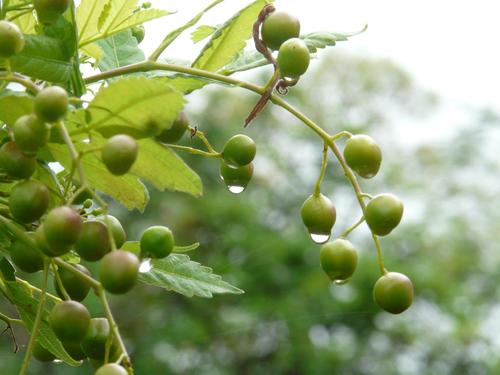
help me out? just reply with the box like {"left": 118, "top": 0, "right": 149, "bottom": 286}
{"left": 139, "top": 258, "right": 152, "bottom": 273}
{"left": 310, "top": 233, "right": 330, "bottom": 244}
{"left": 333, "top": 279, "right": 349, "bottom": 285}
{"left": 227, "top": 185, "right": 245, "bottom": 194}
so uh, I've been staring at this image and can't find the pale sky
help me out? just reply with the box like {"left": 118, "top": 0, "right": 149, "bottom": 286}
{"left": 143, "top": 0, "right": 500, "bottom": 112}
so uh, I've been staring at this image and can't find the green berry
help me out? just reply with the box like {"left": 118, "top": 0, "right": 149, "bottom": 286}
{"left": 97, "top": 215, "right": 126, "bottom": 248}
{"left": 277, "top": 38, "right": 310, "bottom": 78}
{"left": 9, "top": 238, "right": 44, "bottom": 273}
{"left": 95, "top": 363, "right": 128, "bottom": 375}
{"left": 222, "top": 134, "right": 256, "bottom": 168}
{"left": 75, "top": 221, "right": 111, "bottom": 261}
{"left": 81, "top": 318, "right": 119, "bottom": 360}
{"left": 9, "top": 180, "right": 49, "bottom": 223}
{"left": 140, "top": 226, "right": 174, "bottom": 259}
{"left": 54, "top": 264, "right": 91, "bottom": 302}
{"left": 43, "top": 206, "right": 83, "bottom": 255}
{"left": 0, "top": 141, "right": 37, "bottom": 179}
{"left": 365, "top": 193, "right": 404, "bottom": 236}
{"left": 32, "top": 340, "right": 55, "bottom": 362}
{"left": 320, "top": 239, "right": 358, "bottom": 282}
{"left": 101, "top": 134, "right": 138, "bottom": 175}
{"left": 261, "top": 11, "right": 300, "bottom": 51}
{"left": 13, "top": 114, "right": 49, "bottom": 155}
{"left": 50, "top": 300, "right": 90, "bottom": 343}
{"left": 99, "top": 250, "right": 139, "bottom": 294}
{"left": 300, "top": 194, "right": 336, "bottom": 243}
{"left": 34, "top": 0, "right": 70, "bottom": 25}
{"left": 344, "top": 135, "right": 382, "bottom": 179}
{"left": 373, "top": 272, "right": 414, "bottom": 314}
{"left": 63, "top": 341, "right": 87, "bottom": 361}
{"left": 0, "top": 21, "right": 25, "bottom": 58}
{"left": 219, "top": 161, "right": 253, "bottom": 193}
{"left": 131, "top": 25, "right": 145, "bottom": 43}
{"left": 35, "top": 86, "right": 68, "bottom": 123}
{"left": 155, "top": 112, "right": 189, "bottom": 144}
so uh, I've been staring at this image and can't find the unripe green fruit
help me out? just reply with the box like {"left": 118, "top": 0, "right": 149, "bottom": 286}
{"left": 33, "top": 341, "right": 55, "bottom": 362}
{"left": 277, "top": 38, "right": 310, "bottom": 79}
{"left": 365, "top": 193, "right": 404, "bottom": 236}
{"left": 140, "top": 226, "right": 174, "bottom": 259}
{"left": 320, "top": 239, "right": 358, "bottom": 282}
{"left": 222, "top": 134, "right": 256, "bottom": 167}
{"left": 261, "top": 11, "right": 300, "bottom": 51}
{"left": 9, "top": 238, "right": 44, "bottom": 273}
{"left": 35, "top": 86, "right": 68, "bottom": 122}
{"left": 156, "top": 112, "right": 189, "bottom": 143}
{"left": 373, "top": 272, "right": 414, "bottom": 314}
{"left": 34, "top": 0, "right": 70, "bottom": 25}
{"left": 9, "top": 180, "right": 49, "bottom": 223}
{"left": 300, "top": 194, "right": 336, "bottom": 243}
{"left": 35, "top": 224, "right": 63, "bottom": 257}
{"left": 0, "top": 141, "right": 37, "bottom": 179}
{"left": 99, "top": 250, "right": 139, "bottom": 294}
{"left": 81, "top": 318, "right": 119, "bottom": 360}
{"left": 13, "top": 114, "right": 49, "bottom": 155}
{"left": 220, "top": 161, "right": 253, "bottom": 193}
{"left": 63, "top": 341, "right": 87, "bottom": 361}
{"left": 95, "top": 363, "right": 128, "bottom": 375}
{"left": 54, "top": 264, "right": 91, "bottom": 302}
{"left": 75, "top": 221, "right": 111, "bottom": 261}
{"left": 101, "top": 134, "right": 138, "bottom": 175}
{"left": 97, "top": 215, "right": 126, "bottom": 248}
{"left": 131, "top": 25, "right": 145, "bottom": 43}
{"left": 344, "top": 135, "right": 382, "bottom": 179}
{"left": 43, "top": 206, "right": 83, "bottom": 254}
{"left": 50, "top": 300, "right": 90, "bottom": 343}
{"left": 0, "top": 21, "right": 25, "bottom": 58}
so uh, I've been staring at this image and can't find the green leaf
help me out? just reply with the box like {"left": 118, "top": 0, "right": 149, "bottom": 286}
{"left": 35, "top": 164, "right": 65, "bottom": 210}
{"left": 79, "top": 0, "right": 171, "bottom": 46}
{"left": 48, "top": 143, "right": 149, "bottom": 211}
{"left": 220, "top": 25, "right": 368, "bottom": 75}
{"left": 3, "top": 281, "right": 81, "bottom": 366}
{"left": 88, "top": 77, "right": 185, "bottom": 138}
{"left": 97, "top": 29, "right": 145, "bottom": 71}
{"left": 0, "top": 35, "right": 72, "bottom": 83}
{"left": 193, "top": 0, "right": 269, "bottom": 72}
{"left": 301, "top": 25, "right": 368, "bottom": 53}
{"left": 191, "top": 25, "right": 217, "bottom": 43}
{"left": 0, "top": 92, "right": 33, "bottom": 127}
{"left": 132, "top": 139, "right": 203, "bottom": 197}
{"left": 0, "top": 257, "right": 16, "bottom": 282}
{"left": 139, "top": 254, "right": 244, "bottom": 298}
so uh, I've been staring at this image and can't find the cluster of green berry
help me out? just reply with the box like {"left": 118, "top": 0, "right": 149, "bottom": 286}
{"left": 301, "top": 134, "right": 413, "bottom": 314}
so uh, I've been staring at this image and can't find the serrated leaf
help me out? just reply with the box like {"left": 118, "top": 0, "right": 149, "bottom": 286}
{"left": 220, "top": 25, "right": 368, "bottom": 75}
{"left": 80, "top": 43, "right": 104, "bottom": 61}
{"left": 139, "top": 254, "right": 244, "bottom": 298}
{"left": 97, "top": 30, "right": 145, "bottom": 71}
{"left": 77, "top": 0, "right": 109, "bottom": 45}
{"left": 79, "top": 0, "right": 171, "bottom": 46}
{"left": 3, "top": 281, "right": 81, "bottom": 366}
{"left": 48, "top": 143, "right": 149, "bottom": 211}
{"left": 193, "top": 0, "right": 269, "bottom": 72}
{"left": 191, "top": 25, "right": 217, "bottom": 43}
{"left": 0, "top": 92, "right": 34, "bottom": 127}
{"left": 0, "top": 35, "right": 72, "bottom": 83}
{"left": 133, "top": 140, "right": 202, "bottom": 197}
{"left": 88, "top": 77, "right": 184, "bottom": 138}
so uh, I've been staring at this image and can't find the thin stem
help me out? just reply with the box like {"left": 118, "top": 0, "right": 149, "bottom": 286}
{"left": 0, "top": 312, "right": 21, "bottom": 353}
{"left": 0, "top": 312, "right": 23, "bottom": 326}
{"left": 164, "top": 144, "right": 220, "bottom": 158}
{"left": 0, "top": 73, "right": 40, "bottom": 93}
{"left": 340, "top": 216, "right": 365, "bottom": 238}
{"left": 19, "top": 260, "right": 49, "bottom": 375}
{"left": 331, "top": 131, "right": 352, "bottom": 142}
{"left": 51, "top": 260, "right": 70, "bottom": 301}
{"left": 16, "top": 278, "right": 61, "bottom": 303}
{"left": 313, "top": 143, "right": 328, "bottom": 196}
{"left": 56, "top": 120, "right": 86, "bottom": 185}
{"left": 148, "top": 0, "right": 224, "bottom": 62}
{"left": 97, "top": 289, "right": 133, "bottom": 374}
{"left": 193, "top": 130, "right": 217, "bottom": 153}
{"left": 83, "top": 61, "right": 387, "bottom": 273}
